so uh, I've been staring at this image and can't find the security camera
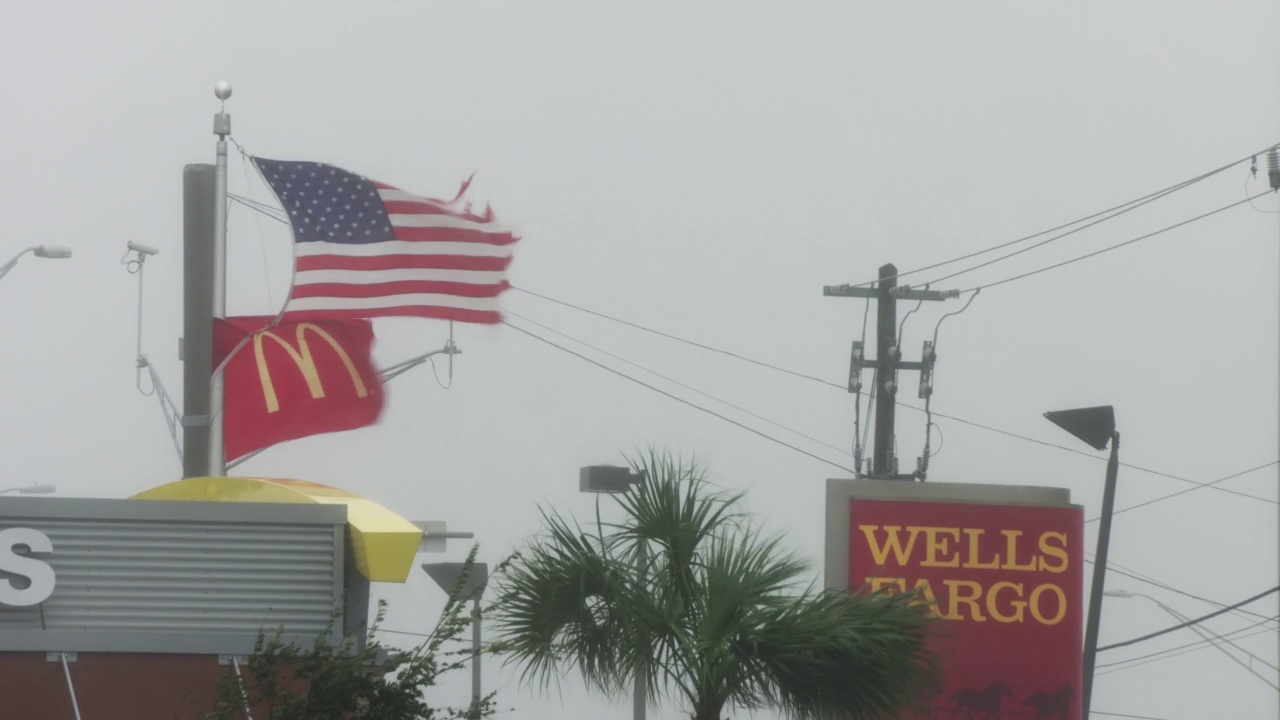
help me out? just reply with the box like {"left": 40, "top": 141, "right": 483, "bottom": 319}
{"left": 127, "top": 241, "right": 159, "bottom": 257}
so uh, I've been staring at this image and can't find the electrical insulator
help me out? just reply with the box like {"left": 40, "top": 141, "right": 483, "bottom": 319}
{"left": 918, "top": 340, "right": 936, "bottom": 399}
{"left": 883, "top": 379, "right": 897, "bottom": 394}
{"left": 888, "top": 344, "right": 902, "bottom": 361}
{"left": 847, "top": 341, "right": 865, "bottom": 394}
{"left": 1269, "top": 147, "right": 1280, "bottom": 191}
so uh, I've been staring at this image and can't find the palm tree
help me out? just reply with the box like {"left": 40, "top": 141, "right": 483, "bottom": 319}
{"left": 493, "top": 451, "right": 938, "bottom": 720}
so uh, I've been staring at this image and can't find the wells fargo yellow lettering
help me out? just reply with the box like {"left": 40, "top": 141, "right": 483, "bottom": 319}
{"left": 962, "top": 528, "right": 1002, "bottom": 569}
{"left": 254, "top": 324, "right": 369, "bottom": 413}
{"left": 868, "top": 577, "right": 1067, "bottom": 625}
{"left": 942, "top": 579, "right": 986, "bottom": 621}
{"left": 865, "top": 576, "right": 907, "bottom": 593}
{"left": 865, "top": 577, "right": 943, "bottom": 618}
{"left": 858, "top": 525, "right": 922, "bottom": 566}
{"left": 1037, "top": 531, "right": 1069, "bottom": 573}
{"left": 858, "top": 523, "right": 1074, "bottom": 625}
{"left": 1000, "top": 530, "right": 1038, "bottom": 571}
{"left": 858, "top": 524, "right": 1070, "bottom": 572}
{"left": 986, "top": 581, "right": 1026, "bottom": 623}
{"left": 919, "top": 527, "right": 961, "bottom": 568}
{"left": 1029, "top": 583, "right": 1067, "bottom": 625}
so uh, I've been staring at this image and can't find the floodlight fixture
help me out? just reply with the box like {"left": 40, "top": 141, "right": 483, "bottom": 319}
{"left": 32, "top": 245, "right": 72, "bottom": 259}
{"left": 1043, "top": 406, "right": 1115, "bottom": 451}
{"left": 579, "top": 465, "right": 645, "bottom": 494}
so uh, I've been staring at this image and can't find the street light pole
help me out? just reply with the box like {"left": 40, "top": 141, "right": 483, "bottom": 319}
{"left": 1044, "top": 405, "right": 1119, "bottom": 720}
{"left": 0, "top": 246, "right": 73, "bottom": 283}
{"left": 580, "top": 465, "right": 648, "bottom": 720}
{"left": 422, "top": 561, "right": 489, "bottom": 718}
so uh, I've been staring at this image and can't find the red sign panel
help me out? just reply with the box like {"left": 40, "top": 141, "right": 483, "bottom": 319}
{"left": 214, "top": 316, "right": 385, "bottom": 462}
{"left": 850, "top": 499, "right": 1083, "bottom": 720}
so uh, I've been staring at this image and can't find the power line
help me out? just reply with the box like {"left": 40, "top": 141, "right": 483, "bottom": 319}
{"left": 504, "top": 310, "right": 850, "bottom": 456}
{"left": 511, "top": 286, "right": 840, "bottom": 387}
{"left": 502, "top": 319, "right": 856, "bottom": 474}
{"left": 966, "top": 192, "right": 1273, "bottom": 292}
{"left": 918, "top": 170, "right": 1221, "bottom": 287}
{"left": 1097, "top": 586, "right": 1280, "bottom": 652}
{"left": 514, "top": 287, "right": 1277, "bottom": 506}
{"left": 1091, "top": 461, "right": 1279, "bottom": 521}
{"left": 1097, "top": 616, "right": 1278, "bottom": 674}
{"left": 1087, "top": 556, "right": 1278, "bottom": 624}
{"left": 1091, "top": 711, "right": 1173, "bottom": 720}
{"left": 831, "top": 145, "right": 1269, "bottom": 291}
{"left": 509, "top": 297, "right": 1279, "bottom": 667}
{"left": 898, "top": 404, "right": 1273, "bottom": 505}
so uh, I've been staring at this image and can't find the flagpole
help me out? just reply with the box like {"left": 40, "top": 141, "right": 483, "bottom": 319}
{"left": 209, "top": 81, "right": 232, "bottom": 476}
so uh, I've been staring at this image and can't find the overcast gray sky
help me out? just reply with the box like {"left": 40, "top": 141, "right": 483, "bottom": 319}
{"left": 2, "top": 2, "right": 1278, "bottom": 718}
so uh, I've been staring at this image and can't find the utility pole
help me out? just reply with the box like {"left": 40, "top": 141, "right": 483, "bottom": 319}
{"left": 872, "top": 264, "right": 899, "bottom": 477}
{"left": 1267, "top": 144, "right": 1279, "bottom": 707}
{"left": 181, "top": 82, "right": 232, "bottom": 478}
{"left": 825, "top": 263, "right": 957, "bottom": 480}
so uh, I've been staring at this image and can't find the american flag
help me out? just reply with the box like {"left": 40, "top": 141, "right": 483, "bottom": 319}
{"left": 254, "top": 158, "right": 518, "bottom": 324}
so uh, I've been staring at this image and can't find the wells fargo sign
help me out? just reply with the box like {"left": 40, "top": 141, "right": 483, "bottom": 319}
{"left": 849, "top": 497, "right": 1083, "bottom": 720}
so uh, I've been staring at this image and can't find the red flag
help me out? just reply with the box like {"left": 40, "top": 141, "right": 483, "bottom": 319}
{"left": 213, "top": 316, "right": 385, "bottom": 461}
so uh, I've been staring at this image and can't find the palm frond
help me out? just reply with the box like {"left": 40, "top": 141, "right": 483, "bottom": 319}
{"left": 741, "top": 589, "right": 940, "bottom": 719}
{"left": 492, "top": 451, "right": 939, "bottom": 720}
{"left": 490, "top": 507, "right": 639, "bottom": 695}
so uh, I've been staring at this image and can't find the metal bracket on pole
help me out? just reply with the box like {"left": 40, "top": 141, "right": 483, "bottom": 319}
{"left": 414, "top": 521, "right": 475, "bottom": 553}
{"left": 125, "top": 242, "right": 183, "bottom": 464}
{"left": 378, "top": 342, "right": 462, "bottom": 383}
{"left": 48, "top": 653, "right": 83, "bottom": 720}
{"left": 220, "top": 654, "right": 256, "bottom": 720}
{"left": 138, "top": 356, "right": 184, "bottom": 463}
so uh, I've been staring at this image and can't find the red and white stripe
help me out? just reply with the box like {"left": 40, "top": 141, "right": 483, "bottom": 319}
{"left": 284, "top": 183, "right": 518, "bottom": 324}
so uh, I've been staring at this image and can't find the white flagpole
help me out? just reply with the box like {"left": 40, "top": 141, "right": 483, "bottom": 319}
{"left": 209, "top": 81, "right": 232, "bottom": 476}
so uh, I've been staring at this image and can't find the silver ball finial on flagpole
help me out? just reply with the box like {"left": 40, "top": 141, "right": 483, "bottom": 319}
{"left": 214, "top": 81, "right": 233, "bottom": 101}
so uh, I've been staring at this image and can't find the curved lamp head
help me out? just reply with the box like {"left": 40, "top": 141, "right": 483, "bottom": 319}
{"left": 1044, "top": 406, "right": 1115, "bottom": 451}
{"left": 32, "top": 245, "right": 72, "bottom": 259}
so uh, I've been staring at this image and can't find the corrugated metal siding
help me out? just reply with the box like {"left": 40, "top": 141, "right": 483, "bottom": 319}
{"left": 0, "top": 518, "right": 340, "bottom": 637}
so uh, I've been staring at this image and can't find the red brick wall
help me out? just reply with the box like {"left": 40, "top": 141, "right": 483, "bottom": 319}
{"left": 0, "top": 653, "right": 227, "bottom": 720}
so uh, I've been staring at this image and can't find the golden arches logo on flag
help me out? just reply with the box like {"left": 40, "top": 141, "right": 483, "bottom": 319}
{"left": 252, "top": 323, "right": 371, "bottom": 413}
{"left": 214, "top": 316, "right": 385, "bottom": 461}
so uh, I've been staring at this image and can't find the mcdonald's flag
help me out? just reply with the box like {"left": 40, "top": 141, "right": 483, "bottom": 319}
{"left": 213, "top": 316, "right": 385, "bottom": 461}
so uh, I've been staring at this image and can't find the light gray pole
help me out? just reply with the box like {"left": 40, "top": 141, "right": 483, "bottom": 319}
{"left": 208, "top": 81, "right": 232, "bottom": 476}
{"left": 471, "top": 596, "right": 482, "bottom": 716}
{"left": 1268, "top": 144, "right": 1280, "bottom": 702}
{"left": 633, "top": 540, "right": 647, "bottom": 720}
{"left": 421, "top": 560, "right": 488, "bottom": 718}
{"left": 0, "top": 248, "right": 33, "bottom": 282}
